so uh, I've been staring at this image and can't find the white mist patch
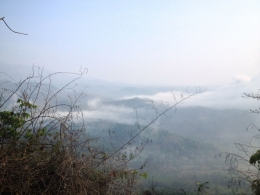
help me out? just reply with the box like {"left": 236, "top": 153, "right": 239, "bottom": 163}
{"left": 82, "top": 98, "right": 136, "bottom": 124}
{"left": 230, "top": 74, "right": 252, "bottom": 84}
{"left": 121, "top": 91, "right": 189, "bottom": 105}
{"left": 87, "top": 98, "right": 102, "bottom": 109}
{"left": 120, "top": 74, "right": 260, "bottom": 110}
{"left": 184, "top": 75, "right": 260, "bottom": 109}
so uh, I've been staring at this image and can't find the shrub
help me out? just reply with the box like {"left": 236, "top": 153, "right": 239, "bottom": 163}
{"left": 0, "top": 68, "right": 144, "bottom": 195}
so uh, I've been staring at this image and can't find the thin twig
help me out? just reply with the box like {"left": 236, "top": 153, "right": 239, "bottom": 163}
{"left": 93, "top": 89, "right": 204, "bottom": 168}
{"left": 0, "top": 17, "right": 28, "bottom": 35}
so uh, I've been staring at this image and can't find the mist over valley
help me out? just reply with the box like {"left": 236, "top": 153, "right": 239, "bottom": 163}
{"left": 1, "top": 65, "right": 259, "bottom": 192}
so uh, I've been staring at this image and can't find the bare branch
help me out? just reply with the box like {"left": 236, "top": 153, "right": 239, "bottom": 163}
{"left": 0, "top": 17, "right": 28, "bottom": 35}
{"left": 94, "top": 89, "right": 205, "bottom": 168}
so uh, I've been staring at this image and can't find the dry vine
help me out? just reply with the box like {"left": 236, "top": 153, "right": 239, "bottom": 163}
{"left": 0, "top": 66, "right": 202, "bottom": 194}
{"left": 0, "top": 67, "right": 144, "bottom": 195}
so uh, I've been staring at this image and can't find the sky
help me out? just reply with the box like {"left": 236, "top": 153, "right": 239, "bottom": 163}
{"left": 0, "top": 1, "right": 260, "bottom": 86}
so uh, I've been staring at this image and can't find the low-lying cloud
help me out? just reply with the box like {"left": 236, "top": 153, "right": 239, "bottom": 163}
{"left": 82, "top": 98, "right": 136, "bottom": 124}
{"left": 120, "top": 74, "right": 260, "bottom": 110}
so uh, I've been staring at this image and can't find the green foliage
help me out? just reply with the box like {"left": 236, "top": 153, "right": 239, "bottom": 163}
{"left": 249, "top": 151, "right": 260, "bottom": 195}
{"left": 0, "top": 99, "right": 50, "bottom": 145}
{"left": 0, "top": 78, "right": 146, "bottom": 194}
{"left": 196, "top": 182, "right": 209, "bottom": 195}
{"left": 140, "top": 172, "right": 148, "bottom": 179}
{"left": 0, "top": 99, "right": 36, "bottom": 141}
{"left": 251, "top": 179, "right": 260, "bottom": 195}
{"left": 0, "top": 110, "right": 23, "bottom": 139}
{"left": 17, "top": 98, "right": 37, "bottom": 109}
{"left": 250, "top": 150, "right": 260, "bottom": 166}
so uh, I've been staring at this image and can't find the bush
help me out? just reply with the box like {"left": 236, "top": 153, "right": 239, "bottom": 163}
{"left": 0, "top": 68, "right": 144, "bottom": 195}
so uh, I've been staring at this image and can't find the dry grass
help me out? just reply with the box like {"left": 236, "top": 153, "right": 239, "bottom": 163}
{"left": 0, "top": 68, "right": 143, "bottom": 195}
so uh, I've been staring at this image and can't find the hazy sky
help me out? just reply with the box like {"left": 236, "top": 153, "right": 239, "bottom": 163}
{"left": 1, "top": 1, "right": 260, "bottom": 86}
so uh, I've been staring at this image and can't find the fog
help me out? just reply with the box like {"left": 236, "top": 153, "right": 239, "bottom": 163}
{"left": 1, "top": 64, "right": 260, "bottom": 191}
{"left": 121, "top": 74, "right": 260, "bottom": 110}
{"left": 1, "top": 1, "right": 260, "bottom": 192}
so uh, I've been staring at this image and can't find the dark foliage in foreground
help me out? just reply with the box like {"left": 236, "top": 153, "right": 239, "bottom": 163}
{"left": 0, "top": 69, "right": 146, "bottom": 194}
